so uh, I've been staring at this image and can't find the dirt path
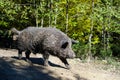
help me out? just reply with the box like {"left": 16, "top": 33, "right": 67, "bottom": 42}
{"left": 0, "top": 49, "right": 120, "bottom": 80}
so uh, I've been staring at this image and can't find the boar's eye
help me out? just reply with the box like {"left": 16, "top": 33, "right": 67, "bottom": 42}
{"left": 61, "top": 41, "right": 68, "bottom": 49}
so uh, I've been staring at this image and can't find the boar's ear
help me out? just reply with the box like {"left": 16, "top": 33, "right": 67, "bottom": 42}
{"left": 61, "top": 40, "right": 68, "bottom": 49}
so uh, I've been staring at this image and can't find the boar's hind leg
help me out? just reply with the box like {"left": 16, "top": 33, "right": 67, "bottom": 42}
{"left": 59, "top": 57, "right": 70, "bottom": 69}
{"left": 18, "top": 50, "right": 22, "bottom": 59}
{"left": 43, "top": 51, "right": 50, "bottom": 66}
{"left": 25, "top": 50, "right": 31, "bottom": 62}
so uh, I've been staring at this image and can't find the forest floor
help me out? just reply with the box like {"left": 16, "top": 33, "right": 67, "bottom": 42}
{"left": 0, "top": 49, "right": 120, "bottom": 80}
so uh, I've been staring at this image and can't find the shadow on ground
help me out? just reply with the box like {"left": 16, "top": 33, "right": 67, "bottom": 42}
{"left": 12, "top": 57, "right": 66, "bottom": 69}
{"left": 0, "top": 57, "right": 60, "bottom": 80}
{"left": 0, "top": 57, "right": 88, "bottom": 80}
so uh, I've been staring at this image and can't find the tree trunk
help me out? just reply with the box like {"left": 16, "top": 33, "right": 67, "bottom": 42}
{"left": 54, "top": 0, "right": 58, "bottom": 28}
{"left": 88, "top": 0, "right": 94, "bottom": 62}
{"left": 49, "top": 0, "right": 53, "bottom": 27}
{"left": 36, "top": 6, "right": 38, "bottom": 27}
{"left": 106, "top": 1, "right": 111, "bottom": 57}
{"left": 34, "top": 0, "right": 38, "bottom": 27}
{"left": 40, "top": 0, "right": 44, "bottom": 27}
{"left": 66, "top": 0, "right": 68, "bottom": 34}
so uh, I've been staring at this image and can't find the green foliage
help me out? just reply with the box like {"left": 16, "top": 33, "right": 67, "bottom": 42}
{"left": 0, "top": 0, "right": 120, "bottom": 59}
{"left": 72, "top": 42, "right": 89, "bottom": 59}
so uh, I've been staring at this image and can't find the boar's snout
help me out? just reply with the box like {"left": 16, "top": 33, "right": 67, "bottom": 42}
{"left": 67, "top": 51, "right": 76, "bottom": 59}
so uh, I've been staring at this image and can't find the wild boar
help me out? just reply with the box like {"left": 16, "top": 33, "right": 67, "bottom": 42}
{"left": 11, "top": 27, "right": 76, "bottom": 69}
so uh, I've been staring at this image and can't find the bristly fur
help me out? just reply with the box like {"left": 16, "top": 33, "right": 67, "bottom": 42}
{"left": 11, "top": 26, "right": 76, "bottom": 69}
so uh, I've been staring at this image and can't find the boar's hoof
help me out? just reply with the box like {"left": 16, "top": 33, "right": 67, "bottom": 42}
{"left": 26, "top": 59, "right": 33, "bottom": 65}
{"left": 18, "top": 57, "right": 22, "bottom": 60}
{"left": 18, "top": 54, "right": 22, "bottom": 59}
{"left": 26, "top": 59, "right": 31, "bottom": 63}
{"left": 65, "top": 64, "right": 71, "bottom": 69}
{"left": 44, "top": 62, "right": 49, "bottom": 67}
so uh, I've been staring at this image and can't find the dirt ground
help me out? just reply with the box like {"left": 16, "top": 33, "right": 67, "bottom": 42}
{"left": 0, "top": 49, "right": 120, "bottom": 80}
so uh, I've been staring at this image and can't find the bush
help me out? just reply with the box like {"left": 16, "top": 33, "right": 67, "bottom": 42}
{"left": 72, "top": 42, "right": 89, "bottom": 59}
{"left": 0, "top": 30, "right": 13, "bottom": 48}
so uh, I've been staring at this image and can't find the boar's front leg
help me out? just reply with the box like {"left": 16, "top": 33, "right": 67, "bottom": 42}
{"left": 25, "top": 50, "right": 31, "bottom": 62}
{"left": 59, "top": 57, "right": 70, "bottom": 69}
{"left": 18, "top": 50, "right": 22, "bottom": 59}
{"left": 43, "top": 51, "right": 50, "bottom": 66}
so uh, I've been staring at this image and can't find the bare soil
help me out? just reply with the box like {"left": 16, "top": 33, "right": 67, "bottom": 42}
{"left": 0, "top": 49, "right": 120, "bottom": 80}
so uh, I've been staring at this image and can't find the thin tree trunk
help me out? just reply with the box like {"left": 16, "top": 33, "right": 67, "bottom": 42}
{"left": 41, "top": 16, "right": 44, "bottom": 27}
{"left": 47, "top": 0, "right": 50, "bottom": 27}
{"left": 106, "top": 1, "right": 111, "bottom": 55}
{"left": 49, "top": 0, "right": 52, "bottom": 27}
{"left": 102, "top": 0, "right": 112, "bottom": 59}
{"left": 88, "top": 0, "right": 94, "bottom": 62}
{"left": 102, "top": 25, "right": 106, "bottom": 51}
{"left": 36, "top": 6, "right": 38, "bottom": 27}
{"left": 66, "top": 0, "right": 68, "bottom": 34}
{"left": 40, "top": 0, "right": 44, "bottom": 27}
{"left": 34, "top": 0, "right": 38, "bottom": 27}
{"left": 54, "top": 0, "right": 58, "bottom": 28}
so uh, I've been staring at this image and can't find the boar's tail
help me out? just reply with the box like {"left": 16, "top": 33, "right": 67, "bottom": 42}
{"left": 11, "top": 28, "right": 20, "bottom": 35}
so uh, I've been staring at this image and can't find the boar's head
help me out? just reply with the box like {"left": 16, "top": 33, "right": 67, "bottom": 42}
{"left": 59, "top": 39, "right": 76, "bottom": 59}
